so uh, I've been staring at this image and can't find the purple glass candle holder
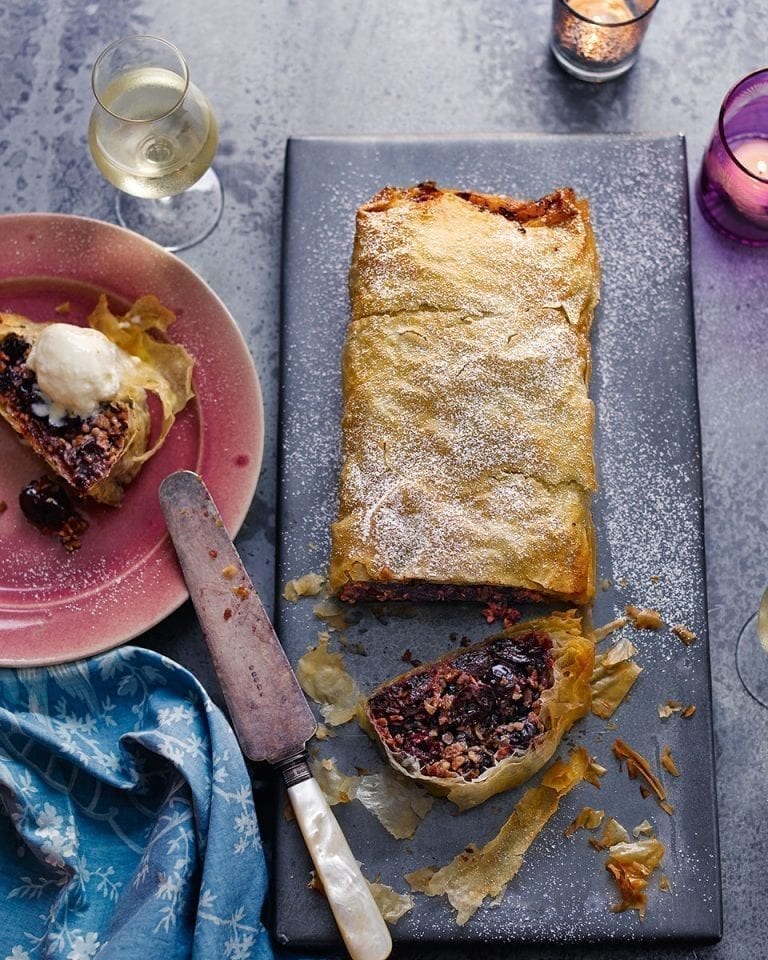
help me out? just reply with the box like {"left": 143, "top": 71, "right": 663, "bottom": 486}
{"left": 697, "top": 68, "right": 768, "bottom": 246}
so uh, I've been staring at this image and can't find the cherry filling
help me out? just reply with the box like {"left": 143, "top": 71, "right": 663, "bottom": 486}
{"left": 367, "top": 631, "right": 555, "bottom": 781}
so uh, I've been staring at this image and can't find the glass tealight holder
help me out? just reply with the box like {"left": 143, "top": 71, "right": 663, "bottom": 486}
{"left": 550, "top": 0, "right": 660, "bottom": 83}
{"left": 697, "top": 68, "right": 768, "bottom": 246}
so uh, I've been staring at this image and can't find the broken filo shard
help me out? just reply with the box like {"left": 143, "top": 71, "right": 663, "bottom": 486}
{"left": 364, "top": 612, "right": 594, "bottom": 810}
{"left": 330, "top": 182, "right": 600, "bottom": 606}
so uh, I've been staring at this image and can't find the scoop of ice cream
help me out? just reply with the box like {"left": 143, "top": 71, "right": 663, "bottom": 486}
{"left": 27, "top": 323, "right": 133, "bottom": 420}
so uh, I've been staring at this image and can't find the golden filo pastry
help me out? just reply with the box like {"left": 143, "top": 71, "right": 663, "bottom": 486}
{"left": 330, "top": 182, "right": 600, "bottom": 606}
{"left": 364, "top": 612, "right": 595, "bottom": 810}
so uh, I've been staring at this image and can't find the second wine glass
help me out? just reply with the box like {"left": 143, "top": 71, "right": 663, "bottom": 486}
{"left": 736, "top": 587, "right": 768, "bottom": 708}
{"left": 89, "top": 35, "right": 222, "bottom": 252}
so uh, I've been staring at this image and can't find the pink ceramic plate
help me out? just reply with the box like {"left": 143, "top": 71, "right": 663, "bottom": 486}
{"left": 0, "top": 214, "right": 264, "bottom": 666}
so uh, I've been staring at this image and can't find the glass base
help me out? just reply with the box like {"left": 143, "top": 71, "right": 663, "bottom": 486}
{"left": 116, "top": 167, "right": 223, "bottom": 252}
{"left": 550, "top": 42, "right": 637, "bottom": 82}
{"left": 736, "top": 609, "right": 768, "bottom": 708}
{"left": 696, "top": 169, "right": 768, "bottom": 247}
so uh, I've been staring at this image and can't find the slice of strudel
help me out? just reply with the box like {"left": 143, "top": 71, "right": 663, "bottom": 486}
{"left": 329, "top": 182, "right": 600, "bottom": 606}
{"left": 0, "top": 295, "right": 194, "bottom": 505}
{"left": 364, "top": 612, "right": 594, "bottom": 809}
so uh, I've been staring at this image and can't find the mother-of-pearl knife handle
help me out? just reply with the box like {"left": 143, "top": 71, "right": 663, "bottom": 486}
{"left": 159, "top": 471, "right": 391, "bottom": 960}
{"left": 283, "top": 759, "right": 392, "bottom": 960}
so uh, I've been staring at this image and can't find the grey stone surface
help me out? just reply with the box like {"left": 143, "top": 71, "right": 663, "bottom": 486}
{"left": 1, "top": 1, "right": 767, "bottom": 957}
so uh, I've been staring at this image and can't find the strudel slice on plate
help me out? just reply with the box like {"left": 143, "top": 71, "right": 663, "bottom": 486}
{"left": 329, "top": 182, "right": 600, "bottom": 606}
{"left": 0, "top": 295, "right": 194, "bottom": 505}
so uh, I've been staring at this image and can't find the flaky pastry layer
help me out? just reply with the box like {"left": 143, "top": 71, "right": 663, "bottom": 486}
{"left": 330, "top": 182, "right": 600, "bottom": 605}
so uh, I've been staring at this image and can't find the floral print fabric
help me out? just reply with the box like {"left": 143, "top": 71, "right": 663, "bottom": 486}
{"left": 0, "top": 647, "right": 277, "bottom": 960}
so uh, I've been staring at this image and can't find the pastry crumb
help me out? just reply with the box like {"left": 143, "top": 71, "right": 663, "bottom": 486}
{"left": 296, "top": 633, "right": 361, "bottom": 726}
{"left": 601, "top": 817, "right": 630, "bottom": 848}
{"left": 232, "top": 585, "right": 251, "bottom": 600}
{"left": 593, "top": 617, "right": 628, "bottom": 642}
{"left": 606, "top": 837, "right": 665, "bottom": 917}
{"left": 682, "top": 704, "right": 696, "bottom": 719}
{"left": 658, "top": 700, "right": 682, "bottom": 719}
{"left": 660, "top": 746, "right": 681, "bottom": 778}
{"left": 591, "top": 638, "right": 642, "bottom": 719}
{"left": 600, "top": 578, "right": 612, "bottom": 591}
{"left": 659, "top": 874, "right": 672, "bottom": 893}
{"left": 367, "top": 879, "right": 414, "bottom": 924}
{"left": 613, "top": 739, "right": 674, "bottom": 816}
{"left": 284, "top": 572, "right": 326, "bottom": 601}
{"left": 401, "top": 648, "right": 422, "bottom": 666}
{"left": 565, "top": 806, "right": 605, "bottom": 837}
{"left": 671, "top": 624, "right": 697, "bottom": 646}
{"left": 649, "top": 575, "right": 661, "bottom": 584}
{"left": 221, "top": 564, "right": 237, "bottom": 580}
{"left": 313, "top": 596, "right": 350, "bottom": 631}
{"left": 625, "top": 605, "right": 663, "bottom": 630}
{"left": 54, "top": 301, "right": 71, "bottom": 314}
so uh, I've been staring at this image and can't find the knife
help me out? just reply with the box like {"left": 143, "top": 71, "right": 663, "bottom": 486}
{"left": 159, "top": 470, "right": 392, "bottom": 960}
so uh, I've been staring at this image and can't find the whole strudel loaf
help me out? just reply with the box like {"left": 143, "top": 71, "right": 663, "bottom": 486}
{"left": 330, "top": 182, "right": 600, "bottom": 606}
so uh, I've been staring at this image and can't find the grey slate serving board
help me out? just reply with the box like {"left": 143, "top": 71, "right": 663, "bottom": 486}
{"left": 274, "top": 134, "right": 721, "bottom": 949}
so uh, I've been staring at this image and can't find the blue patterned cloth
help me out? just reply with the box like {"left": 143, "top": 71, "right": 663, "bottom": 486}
{"left": 0, "top": 646, "right": 280, "bottom": 960}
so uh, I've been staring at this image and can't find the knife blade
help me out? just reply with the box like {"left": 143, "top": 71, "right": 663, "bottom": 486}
{"left": 159, "top": 470, "right": 391, "bottom": 960}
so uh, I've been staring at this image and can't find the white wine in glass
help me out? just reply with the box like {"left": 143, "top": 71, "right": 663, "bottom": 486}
{"left": 89, "top": 36, "right": 222, "bottom": 251}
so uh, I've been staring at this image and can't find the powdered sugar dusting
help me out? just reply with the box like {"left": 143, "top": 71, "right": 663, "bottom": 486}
{"left": 331, "top": 187, "right": 598, "bottom": 597}
{"left": 276, "top": 135, "right": 719, "bottom": 946}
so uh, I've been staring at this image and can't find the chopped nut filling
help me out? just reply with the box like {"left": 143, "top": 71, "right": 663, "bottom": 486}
{"left": 338, "top": 580, "right": 538, "bottom": 608}
{"left": 367, "top": 632, "right": 554, "bottom": 782}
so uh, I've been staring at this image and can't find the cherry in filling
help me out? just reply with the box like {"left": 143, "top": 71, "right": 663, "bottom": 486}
{"left": 19, "top": 476, "right": 89, "bottom": 552}
{"left": 367, "top": 632, "right": 555, "bottom": 781}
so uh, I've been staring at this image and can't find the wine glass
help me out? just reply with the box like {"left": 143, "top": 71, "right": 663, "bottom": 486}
{"left": 736, "top": 587, "right": 768, "bottom": 707}
{"left": 89, "top": 35, "right": 223, "bottom": 252}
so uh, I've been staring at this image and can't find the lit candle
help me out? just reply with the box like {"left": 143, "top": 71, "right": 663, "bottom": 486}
{"left": 731, "top": 139, "right": 768, "bottom": 180}
{"left": 567, "top": 0, "right": 634, "bottom": 24}
{"left": 697, "top": 69, "right": 768, "bottom": 244}
{"left": 724, "top": 139, "right": 768, "bottom": 225}
{"left": 550, "top": 0, "right": 657, "bottom": 82}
